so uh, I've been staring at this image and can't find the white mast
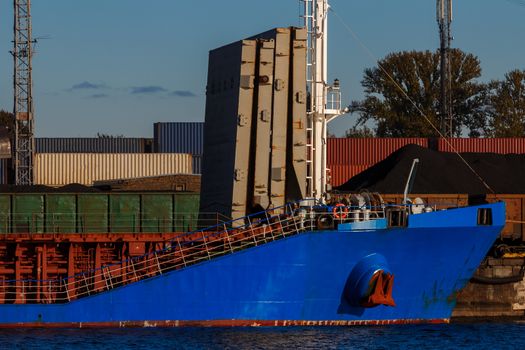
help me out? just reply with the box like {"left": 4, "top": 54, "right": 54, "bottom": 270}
{"left": 303, "top": 0, "right": 346, "bottom": 201}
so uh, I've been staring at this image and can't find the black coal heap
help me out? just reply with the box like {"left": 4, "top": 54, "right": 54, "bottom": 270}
{"left": 336, "top": 144, "right": 525, "bottom": 194}
{"left": 0, "top": 183, "right": 101, "bottom": 193}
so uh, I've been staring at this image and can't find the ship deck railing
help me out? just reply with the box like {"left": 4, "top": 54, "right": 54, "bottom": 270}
{"left": 0, "top": 201, "right": 393, "bottom": 304}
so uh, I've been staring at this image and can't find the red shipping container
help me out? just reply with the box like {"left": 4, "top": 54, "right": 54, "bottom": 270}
{"left": 327, "top": 138, "right": 428, "bottom": 165}
{"left": 437, "top": 138, "right": 525, "bottom": 154}
{"left": 328, "top": 165, "right": 370, "bottom": 187}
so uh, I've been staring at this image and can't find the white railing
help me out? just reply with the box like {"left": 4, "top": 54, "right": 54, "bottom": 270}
{"left": 0, "top": 202, "right": 395, "bottom": 304}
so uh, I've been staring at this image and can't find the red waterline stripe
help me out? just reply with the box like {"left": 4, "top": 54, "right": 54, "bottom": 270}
{"left": 0, "top": 318, "right": 449, "bottom": 328}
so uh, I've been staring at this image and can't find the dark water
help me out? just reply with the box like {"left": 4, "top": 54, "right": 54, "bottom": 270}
{"left": 0, "top": 323, "right": 524, "bottom": 349}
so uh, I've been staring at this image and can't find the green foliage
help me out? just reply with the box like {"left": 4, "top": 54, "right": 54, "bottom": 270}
{"left": 96, "top": 132, "right": 124, "bottom": 138}
{"left": 0, "top": 110, "right": 14, "bottom": 139}
{"left": 351, "top": 49, "right": 484, "bottom": 137}
{"left": 484, "top": 70, "right": 525, "bottom": 137}
{"left": 345, "top": 125, "right": 375, "bottom": 138}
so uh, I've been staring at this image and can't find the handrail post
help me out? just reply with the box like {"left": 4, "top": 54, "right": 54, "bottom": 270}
{"left": 82, "top": 273, "right": 90, "bottom": 296}
{"left": 226, "top": 230, "right": 234, "bottom": 253}
{"left": 108, "top": 267, "right": 115, "bottom": 289}
{"left": 130, "top": 257, "right": 138, "bottom": 281}
{"left": 154, "top": 252, "right": 162, "bottom": 274}
{"left": 103, "top": 267, "right": 110, "bottom": 290}
{"left": 177, "top": 239, "right": 187, "bottom": 267}
{"left": 263, "top": 210, "right": 275, "bottom": 240}
{"left": 247, "top": 216, "right": 258, "bottom": 245}
{"left": 101, "top": 266, "right": 113, "bottom": 290}
{"left": 63, "top": 279, "right": 70, "bottom": 302}
{"left": 48, "top": 281, "right": 52, "bottom": 303}
{"left": 310, "top": 206, "right": 315, "bottom": 231}
{"left": 201, "top": 232, "right": 211, "bottom": 260}
{"left": 288, "top": 204, "right": 300, "bottom": 235}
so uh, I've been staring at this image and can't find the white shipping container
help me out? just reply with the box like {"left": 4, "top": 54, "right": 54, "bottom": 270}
{"left": 34, "top": 153, "right": 193, "bottom": 186}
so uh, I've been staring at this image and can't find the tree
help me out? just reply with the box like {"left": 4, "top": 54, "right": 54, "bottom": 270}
{"left": 345, "top": 124, "right": 375, "bottom": 138}
{"left": 0, "top": 110, "right": 14, "bottom": 139}
{"left": 96, "top": 132, "right": 124, "bottom": 138}
{"left": 483, "top": 70, "right": 525, "bottom": 137}
{"left": 350, "top": 49, "right": 485, "bottom": 137}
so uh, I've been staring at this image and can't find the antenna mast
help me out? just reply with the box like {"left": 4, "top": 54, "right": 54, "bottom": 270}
{"left": 12, "top": 0, "right": 35, "bottom": 185}
{"left": 437, "top": 0, "right": 453, "bottom": 137}
{"left": 302, "top": 0, "right": 345, "bottom": 201}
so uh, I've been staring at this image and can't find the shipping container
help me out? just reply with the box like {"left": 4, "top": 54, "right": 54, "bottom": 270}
{"left": 142, "top": 194, "right": 173, "bottom": 233}
{"left": 77, "top": 194, "right": 108, "bottom": 232}
{"left": 329, "top": 165, "right": 370, "bottom": 187}
{"left": 109, "top": 194, "right": 140, "bottom": 233}
{"left": 327, "top": 138, "right": 429, "bottom": 165}
{"left": 192, "top": 155, "right": 202, "bottom": 174}
{"left": 12, "top": 194, "right": 44, "bottom": 233}
{"left": 153, "top": 122, "right": 204, "bottom": 154}
{"left": 0, "top": 195, "right": 9, "bottom": 233}
{"left": 46, "top": 194, "right": 76, "bottom": 233}
{"left": 486, "top": 194, "right": 525, "bottom": 241}
{"left": 0, "top": 192, "right": 201, "bottom": 234}
{"left": 435, "top": 138, "right": 525, "bottom": 154}
{"left": 35, "top": 138, "right": 153, "bottom": 153}
{"left": 93, "top": 174, "right": 201, "bottom": 192}
{"left": 34, "top": 153, "right": 193, "bottom": 186}
{"left": 174, "top": 193, "right": 200, "bottom": 232}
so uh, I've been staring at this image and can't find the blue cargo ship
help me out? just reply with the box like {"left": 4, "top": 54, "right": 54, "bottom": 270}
{"left": 0, "top": 200, "right": 505, "bottom": 327}
{"left": 0, "top": 0, "right": 506, "bottom": 328}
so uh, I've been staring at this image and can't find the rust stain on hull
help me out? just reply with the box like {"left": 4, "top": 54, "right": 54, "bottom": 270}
{"left": 0, "top": 319, "right": 450, "bottom": 329}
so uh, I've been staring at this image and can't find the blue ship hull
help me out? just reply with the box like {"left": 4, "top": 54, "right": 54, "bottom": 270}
{"left": 0, "top": 203, "right": 505, "bottom": 327}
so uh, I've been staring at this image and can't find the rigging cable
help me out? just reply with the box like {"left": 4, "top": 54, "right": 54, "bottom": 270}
{"left": 329, "top": 6, "right": 495, "bottom": 194}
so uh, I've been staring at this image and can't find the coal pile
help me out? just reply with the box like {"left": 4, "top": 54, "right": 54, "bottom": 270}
{"left": 0, "top": 183, "right": 101, "bottom": 193}
{"left": 336, "top": 144, "right": 525, "bottom": 194}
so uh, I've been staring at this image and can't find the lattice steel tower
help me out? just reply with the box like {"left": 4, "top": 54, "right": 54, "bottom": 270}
{"left": 437, "top": 0, "right": 453, "bottom": 137}
{"left": 12, "top": 0, "right": 35, "bottom": 185}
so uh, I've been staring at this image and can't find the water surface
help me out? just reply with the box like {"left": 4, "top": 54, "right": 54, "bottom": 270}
{"left": 1, "top": 322, "right": 523, "bottom": 349}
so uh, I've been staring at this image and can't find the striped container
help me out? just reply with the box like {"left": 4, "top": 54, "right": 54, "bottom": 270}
{"left": 328, "top": 164, "right": 370, "bottom": 187}
{"left": 327, "top": 138, "right": 429, "bottom": 165}
{"left": 34, "top": 153, "right": 193, "bottom": 187}
{"left": 35, "top": 138, "right": 153, "bottom": 153}
{"left": 436, "top": 138, "right": 525, "bottom": 154}
{"left": 192, "top": 155, "right": 202, "bottom": 174}
{"left": 153, "top": 122, "right": 204, "bottom": 154}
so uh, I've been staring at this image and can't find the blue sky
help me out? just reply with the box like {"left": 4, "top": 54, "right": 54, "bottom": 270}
{"left": 0, "top": 0, "right": 524, "bottom": 137}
